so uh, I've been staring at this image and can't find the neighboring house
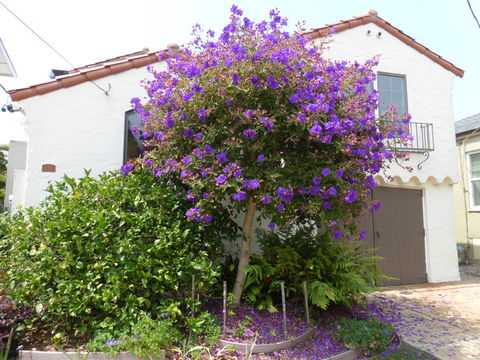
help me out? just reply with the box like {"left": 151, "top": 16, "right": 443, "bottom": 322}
{"left": 5, "top": 11, "right": 464, "bottom": 285}
{"left": 454, "top": 113, "right": 480, "bottom": 265}
{"left": 0, "top": 37, "right": 16, "bottom": 77}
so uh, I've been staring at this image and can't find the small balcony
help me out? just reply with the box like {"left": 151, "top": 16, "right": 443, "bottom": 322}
{"left": 388, "top": 122, "right": 434, "bottom": 152}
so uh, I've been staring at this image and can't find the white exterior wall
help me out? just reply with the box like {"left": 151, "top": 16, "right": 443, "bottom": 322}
{"left": 16, "top": 62, "right": 165, "bottom": 207}
{"left": 319, "top": 23, "right": 459, "bottom": 282}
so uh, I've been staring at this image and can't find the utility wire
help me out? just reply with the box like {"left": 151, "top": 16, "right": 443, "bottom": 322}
{"left": 467, "top": 0, "right": 480, "bottom": 30}
{"left": 0, "top": 1, "right": 110, "bottom": 95}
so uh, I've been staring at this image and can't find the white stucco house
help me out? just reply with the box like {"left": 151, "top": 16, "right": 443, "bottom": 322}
{"left": 5, "top": 11, "right": 464, "bottom": 285}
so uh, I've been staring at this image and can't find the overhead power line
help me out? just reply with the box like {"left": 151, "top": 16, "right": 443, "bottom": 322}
{"left": 0, "top": 1, "right": 110, "bottom": 95}
{"left": 467, "top": 0, "right": 480, "bottom": 30}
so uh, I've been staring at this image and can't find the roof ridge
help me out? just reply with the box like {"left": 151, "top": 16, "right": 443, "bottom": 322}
{"left": 303, "top": 11, "right": 464, "bottom": 78}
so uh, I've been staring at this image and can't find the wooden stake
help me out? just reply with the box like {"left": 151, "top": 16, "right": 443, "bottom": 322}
{"left": 280, "top": 280, "right": 287, "bottom": 340}
{"left": 191, "top": 274, "right": 195, "bottom": 317}
{"left": 303, "top": 281, "right": 310, "bottom": 324}
{"left": 223, "top": 281, "right": 227, "bottom": 332}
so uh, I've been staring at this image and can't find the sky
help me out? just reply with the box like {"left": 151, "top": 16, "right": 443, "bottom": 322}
{"left": 0, "top": 0, "right": 479, "bottom": 145}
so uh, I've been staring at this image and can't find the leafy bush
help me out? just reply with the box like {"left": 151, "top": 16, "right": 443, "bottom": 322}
{"left": 243, "top": 224, "right": 383, "bottom": 310}
{"left": 337, "top": 317, "right": 394, "bottom": 356}
{"left": 0, "top": 170, "right": 237, "bottom": 339}
{"left": 87, "top": 314, "right": 180, "bottom": 358}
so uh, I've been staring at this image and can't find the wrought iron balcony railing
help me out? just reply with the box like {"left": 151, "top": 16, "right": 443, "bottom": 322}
{"left": 388, "top": 122, "right": 434, "bottom": 152}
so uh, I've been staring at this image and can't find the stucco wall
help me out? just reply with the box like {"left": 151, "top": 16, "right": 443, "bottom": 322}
{"left": 454, "top": 134, "right": 480, "bottom": 264}
{"left": 16, "top": 62, "right": 166, "bottom": 208}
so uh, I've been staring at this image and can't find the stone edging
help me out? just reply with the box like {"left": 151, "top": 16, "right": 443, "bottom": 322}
{"left": 18, "top": 350, "right": 165, "bottom": 360}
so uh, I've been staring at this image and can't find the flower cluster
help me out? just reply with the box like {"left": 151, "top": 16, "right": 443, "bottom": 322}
{"left": 128, "top": 5, "right": 410, "bottom": 240}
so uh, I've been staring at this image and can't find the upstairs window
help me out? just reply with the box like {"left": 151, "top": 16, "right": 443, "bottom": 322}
{"left": 469, "top": 152, "right": 480, "bottom": 210}
{"left": 124, "top": 110, "right": 144, "bottom": 163}
{"left": 378, "top": 73, "right": 407, "bottom": 115}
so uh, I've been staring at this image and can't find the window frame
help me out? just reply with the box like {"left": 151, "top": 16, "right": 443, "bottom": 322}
{"left": 467, "top": 150, "right": 480, "bottom": 211}
{"left": 123, "top": 110, "right": 145, "bottom": 164}
{"left": 377, "top": 72, "right": 409, "bottom": 115}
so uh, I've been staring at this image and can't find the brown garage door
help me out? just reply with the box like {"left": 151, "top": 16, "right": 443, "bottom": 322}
{"left": 362, "top": 187, "right": 427, "bottom": 286}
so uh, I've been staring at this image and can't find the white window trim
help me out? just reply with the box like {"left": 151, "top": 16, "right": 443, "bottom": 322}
{"left": 467, "top": 150, "right": 480, "bottom": 211}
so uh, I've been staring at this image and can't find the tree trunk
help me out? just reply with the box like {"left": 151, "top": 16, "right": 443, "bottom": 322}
{"left": 232, "top": 196, "right": 256, "bottom": 305}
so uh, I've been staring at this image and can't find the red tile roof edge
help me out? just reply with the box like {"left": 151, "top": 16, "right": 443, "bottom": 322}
{"left": 9, "top": 12, "right": 464, "bottom": 101}
{"left": 9, "top": 49, "right": 166, "bottom": 101}
{"left": 303, "top": 11, "right": 464, "bottom": 78}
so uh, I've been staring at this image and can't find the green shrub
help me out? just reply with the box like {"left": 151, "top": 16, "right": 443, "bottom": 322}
{"left": 243, "top": 224, "right": 383, "bottom": 310}
{"left": 337, "top": 317, "right": 394, "bottom": 356}
{"left": 87, "top": 314, "right": 180, "bottom": 358}
{"left": 0, "top": 170, "right": 237, "bottom": 338}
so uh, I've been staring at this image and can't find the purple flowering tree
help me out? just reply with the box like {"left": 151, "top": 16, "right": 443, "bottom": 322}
{"left": 127, "top": 6, "right": 410, "bottom": 304}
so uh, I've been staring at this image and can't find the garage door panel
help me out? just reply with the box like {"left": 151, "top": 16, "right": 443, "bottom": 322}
{"left": 372, "top": 187, "right": 426, "bottom": 286}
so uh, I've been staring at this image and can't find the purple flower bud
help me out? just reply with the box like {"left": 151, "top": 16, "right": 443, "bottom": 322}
{"left": 257, "top": 154, "right": 265, "bottom": 162}
{"left": 321, "top": 168, "right": 330, "bottom": 177}
{"left": 276, "top": 203, "right": 285, "bottom": 212}
{"left": 245, "top": 109, "right": 254, "bottom": 118}
{"left": 262, "top": 194, "right": 271, "bottom": 204}
{"left": 268, "top": 222, "right": 276, "bottom": 230}
{"left": 233, "top": 169, "right": 242, "bottom": 178}
{"left": 198, "top": 108, "right": 207, "bottom": 121}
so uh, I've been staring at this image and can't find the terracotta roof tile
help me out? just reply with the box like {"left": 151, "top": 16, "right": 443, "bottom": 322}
{"left": 303, "top": 11, "right": 464, "bottom": 78}
{"left": 9, "top": 49, "right": 166, "bottom": 101}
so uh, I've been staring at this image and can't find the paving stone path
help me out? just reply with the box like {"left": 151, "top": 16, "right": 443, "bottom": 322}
{"left": 368, "top": 272, "right": 480, "bottom": 360}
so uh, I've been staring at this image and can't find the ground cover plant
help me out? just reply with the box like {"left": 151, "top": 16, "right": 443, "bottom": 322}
{"left": 0, "top": 170, "right": 237, "bottom": 344}
{"left": 128, "top": 4, "right": 411, "bottom": 306}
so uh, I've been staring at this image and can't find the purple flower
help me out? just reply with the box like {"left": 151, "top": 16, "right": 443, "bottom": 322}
{"left": 183, "top": 156, "right": 192, "bottom": 165}
{"left": 312, "top": 177, "right": 321, "bottom": 186}
{"left": 268, "top": 222, "right": 276, "bottom": 230}
{"left": 370, "top": 201, "right": 381, "bottom": 212}
{"left": 245, "top": 109, "right": 254, "bottom": 118}
{"left": 336, "top": 169, "right": 345, "bottom": 178}
{"left": 276, "top": 203, "right": 285, "bottom": 212}
{"left": 243, "top": 179, "right": 260, "bottom": 190}
{"left": 183, "top": 129, "right": 194, "bottom": 137}
{"left": 328, "top": 186, "right": 337, "bottom": 197}
{"left": 298, "top": 186, "right": 307, "bottom": 195}
{"left": 204, "top": 144, "right": 215, "bottom": 155}
{"left": 266, "top": 122, "right": 274, "bottom": 131}
{"left": 262, "top": 194, "right": 271, "bottom": 204}
{"left": 289, "top": 93, "right": 300, "bottom": 104}
{"left": 216, "top": 174, "right": 227, "bottom": 184}
{"left": 191, "top": 83, "right": 204, "bottom": 92}
{"left": 267, "top": 75, "right": 279, "bottom": 89}
{"left": 233, "top": 169, "right": 242, "bottom": 178}
{"left": 120, "top": 163, "right": 133, "bottom": 176}
{"left": 217, "top": 151, "right": 228, "bottom": 163}
{"left": 226, "top": 99, "right": 233, "bottom": 106}
{"left": 203, "top": 215, "right": 213, "bottom": 222}
{"left": 186, "top": 207, "right": 201, "bottom": 220}
{"left": 232, "top": 191, "right": 247, "bottom": 201}
{"left": 198, "top": 108, "right": 207, "bottom": 120}
{"left": 309, "top": 122, "right": 322, "bottom": 136}
{"left": 322, "top": 201, "right": 331, "bottom": 210}
{"left": 257, "top": 154, "right": 265, "bottom": 162}
{"left": 232, "top": 73, "right": 240, "bottom": 85}
{"left": 277, "top": 187, "right": 294, "bottom": 202}
{"left": 359, "top": 230, "right": 367, "bottom": 241}
{"left": 344, "top": 189, "right": 358, "bottom": 203}
{"left": 333, "top": 230, "right": 342, "bottom": 239}
{"left": 183, "top": 93, "right": 194, "bottom": 102}
{"left": 203, "top": 192, "right": 210, "bottom": 200}
{"left": 195, "top": 132, "right": 203, "bottom": 141}
{"left": 243, "top": 129, "right": 256, "bottom": 138}
{"left": 322, "top": 168, "right": 330, "bottom": 177}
